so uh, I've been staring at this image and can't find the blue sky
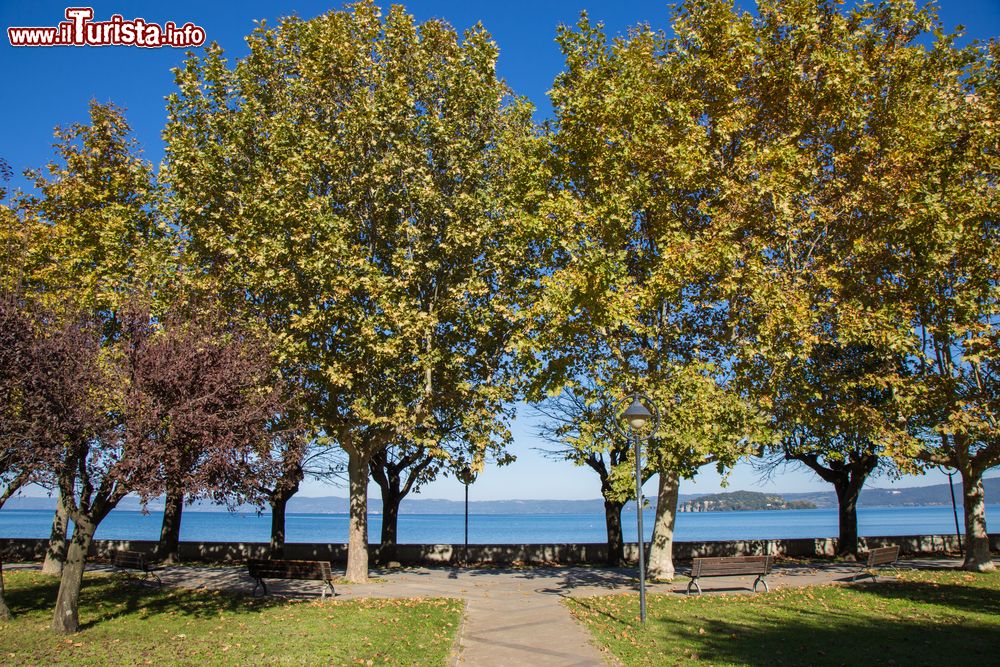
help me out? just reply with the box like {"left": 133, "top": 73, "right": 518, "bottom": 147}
{"left": 2, "top": 1, "right": 998, "bottom": 501}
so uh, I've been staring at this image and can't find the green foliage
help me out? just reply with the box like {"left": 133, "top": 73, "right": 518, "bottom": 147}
{"left": 16, "top": 102, "right": 174, "bottom": 332}
{"left": 164, "top": 1, "right": 540, "bottom": 467}
{"left": 0, "top": 570, "right": 461, "bottom": 665}
{"left": 898, "top": 38, "right": 999, "bottom": 475}
{"left": 526, "top": 10, "right": 770, "bottom": 488}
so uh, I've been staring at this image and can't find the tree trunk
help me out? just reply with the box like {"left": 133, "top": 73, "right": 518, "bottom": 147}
{"left": 52, "top": 518, "right": 96, "bottom": 634}
{"left": 269, "top": 493, "right": 292, "bottom": 559}
{"left": 603, "top": 499, "right": 625, "bottom": 566}
{"left": 0, "top": 564, "right": 10, "bottom": 620}
{"left": 960, "top": 469, "right": 995, "bottom": 572}
{"left": 834, "top": 479, "right": 862, "bottom": 560}
{"left": 42, "top": 499, "right": 69, "bottom": 576}
{"left": 647, "top": 470, "right": 680, "bottom": 581}
{"left": 269, "top": 462, "right": 303, "bottom": 559}
{"left": 157, "top": 487, "right": 184, "bottom": 564}
{"left": 346, "top": 451, "right": 370, "bottom": 583}
{"left": 378, "top": 487, "right": 401, "bottom": 566}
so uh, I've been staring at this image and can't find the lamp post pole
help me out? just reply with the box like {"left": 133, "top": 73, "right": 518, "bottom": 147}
{"left": 458, "top": 465, "right": 476, "bottom": 566}
{"left": 464, "top": 478, "right": 470, "bottom": 564}
{"left": 633, "top": 430, "right": 646, "bottom": 624}
{"left": 941, "top": 466, "right": 963, "bottom": 557}
{"left": 615, "top": 392, "right": 659, "bottom": 626}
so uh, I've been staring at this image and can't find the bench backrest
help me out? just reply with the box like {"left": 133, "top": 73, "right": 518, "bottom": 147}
{"left": 866, "top": 545, "right": 899, "bottom": 567}
{"left": 112, "top": 550, "right": 149, "bottom": 570}
{"left": 691, "top": 555, "right": 773, "bottom": 577}
{"left": 247, "top": 558, "right": 333, "bottom": 581}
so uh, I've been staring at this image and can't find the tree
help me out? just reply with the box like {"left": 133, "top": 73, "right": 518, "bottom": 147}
{"left": 526, "top": 12, "right": 764, "bottom": 582}
{"left": 0, "top": 295, "right": 47, "bottom": 619}
{"left": 22, "top": 308, "right": 110, "bottom": 634}
{"left": 371, "top": 402, "right": 515, "bottom": 565}
{"left": 19, "top": 102, "right": 171, "bottom": 329}
{"left": 12, "top": 101, "right": 175, "bottom": 575}
{"left": 758, "top": 342, "right": 901, "bottom": 559}
{"left": 123, "top": 307, "right": 291, "bottom": 564}
{"left": 41, "top": 500, "right": 68, "bottom": 576}
{"left": 164, "top": 1, "right": 539, "bottom": 582}
{"left": 898, "top": 43, "right": 999, "bottom": 571}
{"left": 263, "top": 433, "right": 342, "bottom": 558}
{"left": 652, "top": 1, "right": 992, "bottom": 567}
{"left": 42, "top": 305, "right": 282, "bottom": 633}
{"left": 643, "top": 365, "right": 763, "bottom": 581}
{"left": 370, "top": 442, "right": 440, "bottom": 565}
{"left": 0, "top": 158, "right": 29, "bottom": 293}
{"left": 534, "top": 383, "right": 642, "bottom": 566}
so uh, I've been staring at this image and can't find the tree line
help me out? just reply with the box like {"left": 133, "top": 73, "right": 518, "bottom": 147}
{"left": 0, "top": 0, "right": 996, "bottom": 634}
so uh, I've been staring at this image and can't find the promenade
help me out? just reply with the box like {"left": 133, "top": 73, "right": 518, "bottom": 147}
{"left": 99, "top": 558, "right": 965, "bottom": 667}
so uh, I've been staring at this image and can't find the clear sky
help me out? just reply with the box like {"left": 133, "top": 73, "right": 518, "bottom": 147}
{"left": 2, "top": 1, "right": 998, "bottom": 501}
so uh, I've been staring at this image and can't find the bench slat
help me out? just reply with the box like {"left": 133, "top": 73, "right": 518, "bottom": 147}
{"left": 246, "top": 558, "right": 336, "bottom": 599}
{"left": 866, "top": 546, "right": 900, "bottom": 567}
{"left": 112, "top": 550, "right": 153, "bottom": 572}
{"left": 247, "top": 559, "right": 333, "bottom": 581}
{"left": 691, "top": 555, "right": 772, "bottom": 578}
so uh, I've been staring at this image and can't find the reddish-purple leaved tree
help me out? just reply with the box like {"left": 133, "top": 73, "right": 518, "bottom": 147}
{"left": 30, "top": 304, "right": 284, "bottom": 633}
{"left": 119, "top": 307, "right": 287, "bottom": 563}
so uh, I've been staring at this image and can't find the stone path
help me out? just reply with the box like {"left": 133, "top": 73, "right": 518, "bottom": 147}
{"left": 16, "top": 558, "right": 973, "bottom": 666}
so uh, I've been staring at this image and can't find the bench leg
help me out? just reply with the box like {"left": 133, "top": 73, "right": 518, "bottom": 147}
{"left": 113, "top": 568, "right": 139, "bottom": 588}
{"left": 853, "top": 567, "right": 877, "bottom": 583}
{"left": 687, "top": 578, "right": 701, "bottom": 596}
{"left": 252, "top": 578, "right": 267, "bottom": 598}
{"left": 322, "top": 580, "right": 335, "bottom": 600}
{"left": 753, "top": 575, "right": 769, "bottom": 593}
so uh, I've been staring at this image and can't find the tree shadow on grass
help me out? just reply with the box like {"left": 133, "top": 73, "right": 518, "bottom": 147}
{"left": 650, "top": 612, "right": 1000, "bottom": 666}
{"left": 851, "top": 578, "right": 1000, "bottom": 616}
{"left": 4, "top": 570, "right": 280, "bottom": 630}
{"left": 573, "top": 579, "right": 1000, "bottom": 667}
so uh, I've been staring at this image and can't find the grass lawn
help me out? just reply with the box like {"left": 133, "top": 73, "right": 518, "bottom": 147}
{"left": 0, "top": 569, "right": 462, "bottom": 666}
{"left": 568, "top": 569, "right": 1000, "bottom": 666}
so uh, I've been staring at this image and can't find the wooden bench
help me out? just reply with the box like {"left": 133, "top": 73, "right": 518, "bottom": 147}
{"left": 111, "top": 550, "right": 162, "bottom": 588}
{"left": 852, "top": 545, "right": 900, "bottom": 582}
{"left": 246, "top": 559, "right": 336, "bottom": 599}
{"left": 687, "top": 555, "right": 773, "bottom": 595}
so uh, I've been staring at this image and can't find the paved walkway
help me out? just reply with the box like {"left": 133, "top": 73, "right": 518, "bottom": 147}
{"left": 148, "top": 558, "right": 963, "bottom": 666}
{"left": 15, "top": 558, "right": 971, "bottom": 666}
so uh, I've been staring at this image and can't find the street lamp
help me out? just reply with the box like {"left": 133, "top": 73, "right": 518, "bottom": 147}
{"left": 614, "top": 392, "right": 660, "bottom": 625}
{"left": 457, "top": 465, "right": 478, "bottom": 565}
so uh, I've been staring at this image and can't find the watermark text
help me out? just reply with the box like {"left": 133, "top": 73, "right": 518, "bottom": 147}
{"left": 8, "top": 7, "right": 206, "bottom": 48}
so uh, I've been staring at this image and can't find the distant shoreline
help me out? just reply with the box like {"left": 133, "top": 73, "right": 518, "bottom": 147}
{"left": 4, "top": 476, "right": 996, "bottom": 515}
{"left": 1, "top": 502, "right": 991, "bottom": 515}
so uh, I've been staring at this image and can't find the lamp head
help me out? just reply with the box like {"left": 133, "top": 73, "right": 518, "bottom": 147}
{"left": 622, "top": 395, "right": 652, "bottom": 430}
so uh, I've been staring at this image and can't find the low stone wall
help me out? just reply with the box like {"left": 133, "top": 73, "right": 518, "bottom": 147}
{"left": 2, "top": 533, "right": 996, "bottom": 565}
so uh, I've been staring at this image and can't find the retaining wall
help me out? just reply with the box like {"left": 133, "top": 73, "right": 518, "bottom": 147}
{"left": 2, "top": 533, "right": 996, "bottom": 565}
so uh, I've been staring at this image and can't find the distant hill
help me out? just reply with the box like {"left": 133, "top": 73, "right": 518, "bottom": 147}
{"left": 4, "top": 476, "right": 996, "bottom": 514}
{"left": 679, "top": 490, "right": 816, "bottom": 512}
{"left": 782, "top": 476, "right": 1000, "bottom": 509}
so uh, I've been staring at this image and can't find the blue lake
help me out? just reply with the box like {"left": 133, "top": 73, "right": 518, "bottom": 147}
{"left": 0, "top": 505, "right": 994, "bottom": 543}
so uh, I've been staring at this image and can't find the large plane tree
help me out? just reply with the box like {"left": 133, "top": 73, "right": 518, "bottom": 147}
{"left": 164, "top": 1, "right": 540, "bottom": 582}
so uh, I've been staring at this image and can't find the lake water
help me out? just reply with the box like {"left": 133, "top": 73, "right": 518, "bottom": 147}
{"left": 0, "top": 505, "right": 994, "bottom": 543}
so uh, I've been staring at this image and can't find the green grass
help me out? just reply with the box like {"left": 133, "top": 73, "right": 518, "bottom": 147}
{"left": 568, "top": 569, "right": 1000, "bottom": 666}
{"left": 0, "top": 570, "right": 462, "bottom": 666}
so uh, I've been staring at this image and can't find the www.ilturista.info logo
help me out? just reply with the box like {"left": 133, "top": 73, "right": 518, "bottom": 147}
{"left": 8, "top": 7, "right": 206, "bottom": 48}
